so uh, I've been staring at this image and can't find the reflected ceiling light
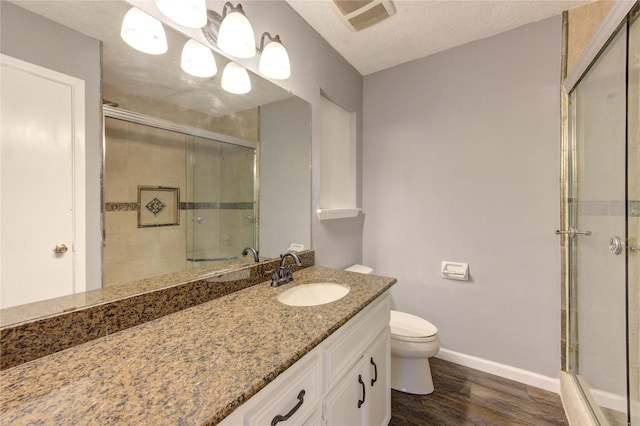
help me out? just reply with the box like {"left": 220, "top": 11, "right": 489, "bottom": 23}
{"left": 120, "top": 7, "right": 168, "bottom": 55}
{"left": 217, "top": 2, "right": 256, "bottom": 58}
{"left": 221, "top": 62, "right": 251, "bottom": 94}
{"left": 156, "top": 0, "right": 207, "bottom": 29}
{"left": 258, "top": 33, "right": 290, "bottom": 80}
{"left": 181, "top": 39, "right": 217, "bottom": 78}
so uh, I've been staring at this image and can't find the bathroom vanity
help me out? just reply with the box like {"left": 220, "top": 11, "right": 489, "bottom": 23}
{"left": 0, "top": 266, "right": 395, "bottom": 425}
{"left": 220, "top": 287, "right": 391, "bottom": 425}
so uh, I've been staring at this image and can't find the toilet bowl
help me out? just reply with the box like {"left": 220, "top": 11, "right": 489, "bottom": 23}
{"left": 390, "top": 310, "right": 440, "bottom": 395}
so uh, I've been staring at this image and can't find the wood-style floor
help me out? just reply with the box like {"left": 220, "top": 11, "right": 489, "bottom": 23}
{"left": 390, "top": 357, "right": 569, "bottom": 426}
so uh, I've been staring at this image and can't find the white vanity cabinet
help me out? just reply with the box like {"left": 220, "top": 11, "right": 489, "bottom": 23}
{"left": 321, "top": 294, "right": 391, "bottom": 426}
{"left": 322, "top": 330, "right": 390, "bottom": 425}
{"left": 220, "top": 293, "right": 390, "bottom": 426}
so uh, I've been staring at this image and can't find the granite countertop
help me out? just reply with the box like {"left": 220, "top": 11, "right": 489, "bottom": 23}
{"left": 0, "top": 266, "right": 396, "bottom": 425}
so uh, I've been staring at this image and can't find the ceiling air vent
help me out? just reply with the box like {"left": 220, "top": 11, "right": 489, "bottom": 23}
{"left": 330, "top": 0, "right": 396, "bottom": 32}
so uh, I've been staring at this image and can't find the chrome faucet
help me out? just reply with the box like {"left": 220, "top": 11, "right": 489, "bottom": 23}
{"left": 241, "top": 246, "right": 259, "bottom": 263}
{"left": 268, "top": 252, "right": 302, "bottom": 287}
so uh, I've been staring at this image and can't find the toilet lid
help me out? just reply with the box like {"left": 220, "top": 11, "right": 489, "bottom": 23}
{"left": 390, "top": 310, "right": 438, "bottom": 338}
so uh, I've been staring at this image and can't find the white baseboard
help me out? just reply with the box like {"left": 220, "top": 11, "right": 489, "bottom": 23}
{"left": 435, "top": 348, "right": 560, "bottom": 394}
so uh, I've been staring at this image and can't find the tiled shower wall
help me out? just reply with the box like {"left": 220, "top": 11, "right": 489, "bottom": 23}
{"left": 565, "top": 1, "right": 614, "bottom": 77}
{"left": 104, "top": 119, "right": 187, "bottom": 285}
{"left": 103, "top": 113, "right": 257, "bottom": 287}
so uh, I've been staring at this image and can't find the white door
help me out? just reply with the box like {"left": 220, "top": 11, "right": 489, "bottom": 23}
{"left": 0, "top": 55, "right": 85, "bottom": 309}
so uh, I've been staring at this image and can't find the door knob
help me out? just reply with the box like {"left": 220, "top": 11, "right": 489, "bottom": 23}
{"left": 53, "top": 244, "right": 68, "bottom": 254}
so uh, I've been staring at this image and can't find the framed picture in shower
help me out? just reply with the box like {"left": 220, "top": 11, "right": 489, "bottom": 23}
{"left": 137, "top": 186, "right": 180, "bottom": 228}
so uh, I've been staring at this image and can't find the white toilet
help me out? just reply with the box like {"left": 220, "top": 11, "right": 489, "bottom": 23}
{"left": 390, "top": 310, "right": 440, "bottom": 395}
{"left": 344, "top": 265, "right": 441, "bottom": 395}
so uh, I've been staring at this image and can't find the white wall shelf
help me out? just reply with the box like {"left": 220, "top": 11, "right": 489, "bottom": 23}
{"left": 316, "top": 208, "right": 362, "bottom": 221}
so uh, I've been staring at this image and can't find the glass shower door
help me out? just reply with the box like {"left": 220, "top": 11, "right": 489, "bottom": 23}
{"left": 568, "top": 23, "right": 629, "bottom": 425}
{"left": 187, "top": 135, "right": 257, "bottom": 269}
{"left": 628, "top": 10, "right": 639, "bottom": 426}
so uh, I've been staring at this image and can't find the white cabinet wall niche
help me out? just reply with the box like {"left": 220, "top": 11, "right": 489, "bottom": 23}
{"left": 220, "top": 293, "right": 391, "bottom": 426}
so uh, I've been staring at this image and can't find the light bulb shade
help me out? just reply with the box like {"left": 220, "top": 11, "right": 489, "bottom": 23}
{"left": 181, "top": 39, "right": 217, "bottom": 78}
{"left": 217, "top": 10, "right": 256, "bottom": 58}
{"left": 221, "top": 62, "right": 251, "bottom": 94}
{"left": 156, "top": 0, "right": 207, "bottom": 29}
{"left": 259, "top": 39, "right": 291, "bottom": 80}
{"left": 121, "top": 7, "right": 167, "bottom": 55}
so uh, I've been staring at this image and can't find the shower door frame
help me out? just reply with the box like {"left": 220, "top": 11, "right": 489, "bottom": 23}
{"left": 560, "top": 2, "right": 639, "bottom": 425}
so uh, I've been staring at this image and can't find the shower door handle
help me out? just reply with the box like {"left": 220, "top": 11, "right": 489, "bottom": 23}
{"left": 555, "top": 227, "right": 592, "bottom": 238}
{"left": 609, "top": 236, "right": 623, "bottom": 255}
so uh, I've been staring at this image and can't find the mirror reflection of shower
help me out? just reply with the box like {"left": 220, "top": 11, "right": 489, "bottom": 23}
{"left": 187, "top": 135, "right": 256, "bottom": 269}
{"left": 103, "top": 110, "right": 256, "bottom": 287}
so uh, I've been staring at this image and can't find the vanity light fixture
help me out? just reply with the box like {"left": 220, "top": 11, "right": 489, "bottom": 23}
{"left": 120, "top": 7, "right": 168, "bottom": 55}
{"left": 258, "top": 32, "right": 291, "bottom": 80}
{"left": 181, "top": 39, "right": 217, "bottom": 78}
{"left": 221, "top": 62, "right": 251, "bottom": 94}
{"left": 156, "top": 0, "right": 207, "bottom": 29}
{"left": 217, "top": 2, "right": 256, "bottom": 59}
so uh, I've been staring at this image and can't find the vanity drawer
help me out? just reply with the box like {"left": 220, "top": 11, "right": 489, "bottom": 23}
{"left": 322, "top": 294, "right": 390, "bottom": 392}
{"left": 243, "top": 353, "right": 321, "bottom": 426}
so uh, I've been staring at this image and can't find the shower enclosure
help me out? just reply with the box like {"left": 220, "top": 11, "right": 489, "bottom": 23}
{"left": 103, "top": 108, "right": 257, "bottom": 286}
{"left": 564, "top": 4, "right": 638, "bottom": 425}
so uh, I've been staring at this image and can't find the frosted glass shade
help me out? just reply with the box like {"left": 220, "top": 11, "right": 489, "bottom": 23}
{"left": 259, "top": 39, "right": 290, "bottom": 80}
{"left": 221, "top": 62, "right": 251, "bottom": 94}
{"left": 120, "top": 7, "right": 167, "bottom": 55}
{"left": 156, "top": 0, "right": 207, "bottom": 28}
{"left": 181, "top": 39, "right": 217, "bottom": 78}
{"left": 217, "top": 10, "right": 256, "bottom": 58}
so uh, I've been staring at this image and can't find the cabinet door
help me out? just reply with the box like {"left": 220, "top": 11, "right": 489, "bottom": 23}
{"left": 243, "top": 354, "right": 321, "bottom": 426}
{"left": 366, "top": 329, "right": 391, "bottom": 426}
{"left": 322, "top": 360, "right": 367, "bottom": 426}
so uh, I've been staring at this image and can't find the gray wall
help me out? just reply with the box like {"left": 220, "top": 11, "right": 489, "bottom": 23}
{"left": 1, "top": 2, "right": 102, "bottom": 290}
{"left": 362, "top": 17, "right": 562, "bottom": 377}
{"left": 259, "top": 97, "right": 312, "bottom": 257}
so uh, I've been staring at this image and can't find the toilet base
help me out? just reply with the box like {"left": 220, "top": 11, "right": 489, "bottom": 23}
{"left": 391, "top": 354, "right": 434, "bottom": 395}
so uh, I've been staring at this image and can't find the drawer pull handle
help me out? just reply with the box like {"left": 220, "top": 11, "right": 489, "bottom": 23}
{"left": 357, "top": 374, "right": 366, "bottom": 408}
{"left": 370, "top": 357, "right": 378, "bottom": 386}
{"left": 271, "top": 390, "right": 305, "bottom": 425}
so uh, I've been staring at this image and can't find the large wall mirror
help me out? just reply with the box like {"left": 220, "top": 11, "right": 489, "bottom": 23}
{"left": 0, "top": 0, "right": 311, "bottom": 325}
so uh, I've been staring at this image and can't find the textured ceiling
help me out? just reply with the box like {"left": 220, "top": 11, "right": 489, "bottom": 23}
{"left": 286, "top": 0, "right": 595, "bottom": 75}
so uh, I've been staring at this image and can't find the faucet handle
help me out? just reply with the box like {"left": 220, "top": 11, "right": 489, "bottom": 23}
{"left": 264, "top": 269, "right": 279, "bottom": 280}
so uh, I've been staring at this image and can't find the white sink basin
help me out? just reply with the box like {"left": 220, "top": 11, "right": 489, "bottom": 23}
{"left": 277, "top": 282, "right": 350, "bottom": 307}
